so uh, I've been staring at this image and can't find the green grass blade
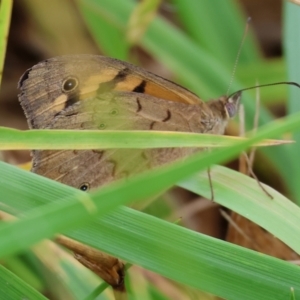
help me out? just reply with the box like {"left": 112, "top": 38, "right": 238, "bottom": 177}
{"left": 0, "top": 0, "right": 12, "bottom": 88}
{"left": 179, "top": 165, "right": 300, "bottom": 254}
{"left": 283, "top": 1, "right": 300, "bottom": 203}
{"left": 0, "top": 127, "right": 289, "bottom": 150}
{"left": 0, "top": 265, "right": 47, "bottom": 300}
{"left": 1, "top": 165, "right": 300, "bottom": 300}
{"left": 76, "top": 0, "right": 130, "bottom": 60}
{"left": 3, "top": 256, "right": 43, "bottom": 292}
{"left": 172, "top": 0, "right": 260, "bottom": 63}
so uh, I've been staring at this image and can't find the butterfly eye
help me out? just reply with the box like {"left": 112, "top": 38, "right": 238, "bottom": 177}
{"left": 225, "top": 92, "right": 241, "bottom": 118}
{"left": 79, "top": 182, "right": 90, "bottom": 191}
{"left": 62, "top": 77, "right": 79, "bottom": 93}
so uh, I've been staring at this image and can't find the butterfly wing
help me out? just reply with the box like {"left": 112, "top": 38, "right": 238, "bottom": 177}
{"left": 18, "top": 55, "right": 225, "bottom": 190}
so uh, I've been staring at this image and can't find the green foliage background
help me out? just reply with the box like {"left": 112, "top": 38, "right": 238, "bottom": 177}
{"left": 0, "top": 1, "right": 300, "bottom": 299}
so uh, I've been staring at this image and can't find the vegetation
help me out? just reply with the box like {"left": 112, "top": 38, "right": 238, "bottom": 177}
{"left": 0, "top": 1, "right": 300, "bottom": 299}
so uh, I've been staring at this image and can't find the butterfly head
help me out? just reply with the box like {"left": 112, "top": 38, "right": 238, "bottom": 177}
{"left": 207, "top": 91, "right": 241, "bottom": 121}
{"left": 223, "top": 91, "right": 241, "bottom": 119}
{"left": 200, "top": 92, "right": 241, "bottom": 135}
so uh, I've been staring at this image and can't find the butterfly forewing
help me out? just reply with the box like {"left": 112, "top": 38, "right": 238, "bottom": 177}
{"left": 18, "top": 55, "right": 202, "bottom": 129}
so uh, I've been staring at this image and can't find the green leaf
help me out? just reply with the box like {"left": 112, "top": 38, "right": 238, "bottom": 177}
{"left": 0, "top": 127, "right": 289, "bottom": 150}
{"left": 283, "top": 1, "right": 300, "bottom": 203}
{"left": 0, "top": 265, "right": 47, "bottom": 300}
{"left": 172, "top": 0, "right": 260, "bottom": 63}
{"left": 77, "top": 0, "right": 130, "bottom": 59}
{"left": 0, "top": 0, "right": 12, "bottom": 88}
{"left": 1, "top": 164, "right": 300, "bottom": 300}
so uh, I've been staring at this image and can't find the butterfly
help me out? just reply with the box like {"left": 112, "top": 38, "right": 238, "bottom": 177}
{"left": 18, "top": 54, "right": 240, "bottom": 289}
{"left": 18, "top": 55, "right": 240, "bottom": 192}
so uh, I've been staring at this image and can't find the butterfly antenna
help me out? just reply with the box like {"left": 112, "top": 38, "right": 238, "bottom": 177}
{"left": 229, "top": 81, "right": 300, "bottom": 98}
{"left": 226, "top": 17, "right": 251, "bottom": 96}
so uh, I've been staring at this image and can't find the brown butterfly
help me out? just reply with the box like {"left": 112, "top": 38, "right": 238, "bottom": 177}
{"left": 18, "top": 55, "right": 240, "bottom": 290}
